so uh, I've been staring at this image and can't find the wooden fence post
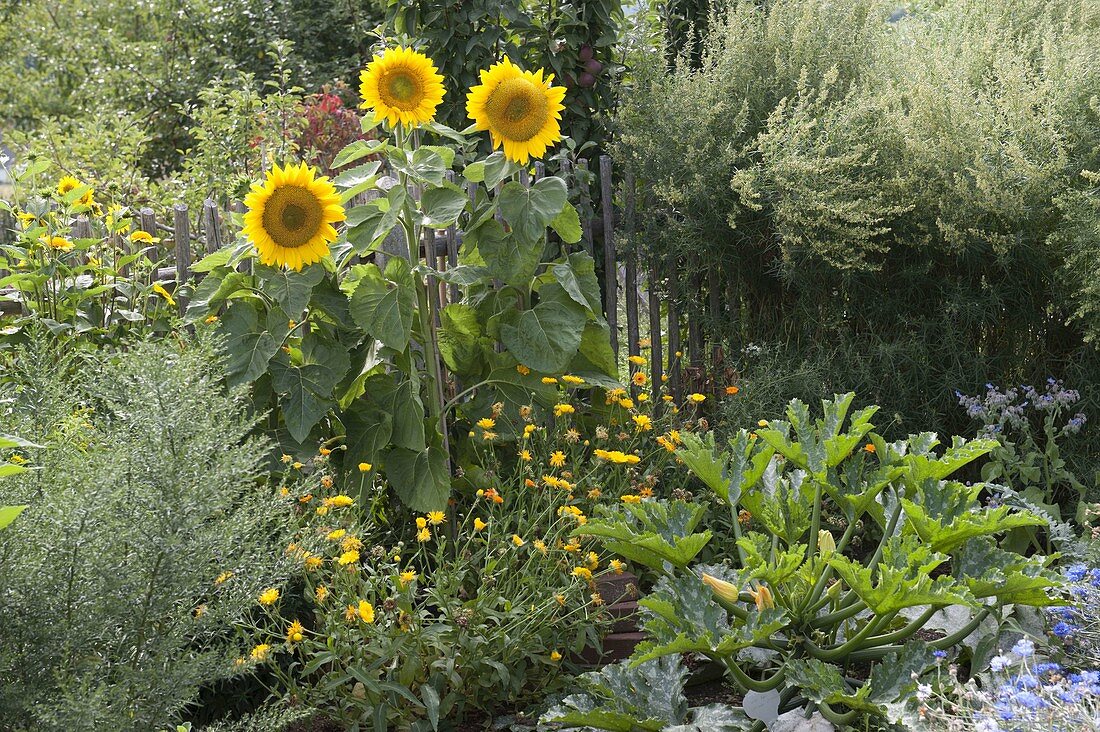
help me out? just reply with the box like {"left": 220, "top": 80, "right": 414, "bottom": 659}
{"left": 623, "top": 166, "right": 640, "bottom": 391}
{"left": 599, "top": 155, "right": 618, "bottom": 360}
{"left": 708, "top": 267, "right": 722, "bottom": 377}
{"left": 173, "top": 203, "right": 191, "bottom": 313}
{"left": 444, "top": 171, "right": 460, "bottom": 305}
{"left": 688, "top": 254, "right": 704, "bottom": 385}
{"left": 138, "top": 207, "right": 157, "bottom": 285}
{"left": 667, "top": 257, "right": 682, "bottom": 403}
{"left": 202, "top": 199, "right": 222, "bottom": 255}
{"left": 649, "top": 261, "right": 664, "bottom": 417}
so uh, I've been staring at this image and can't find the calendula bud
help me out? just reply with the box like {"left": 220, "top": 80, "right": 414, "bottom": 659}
{"left": 748, "top": 584, "right": 775, "bottom": 610}
{"left": 701, "top": 573, "right": 740, "bottom": 605}
{"left": 817, "top": 530, "right": 836, "bottom": 555}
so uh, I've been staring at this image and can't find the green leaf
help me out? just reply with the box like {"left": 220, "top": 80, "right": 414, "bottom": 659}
{"left": 190, "top": 245, "right": 237, "bottom": 273}
{"left": 0, "top": 434, "right": 40, "bottom": 451}
{"left": 576, "top": 321, "right": 618, "bottom": 377}
{"left": 258, "top": 263, "right": 325, "bottom": 317}
{"left": 498, "top": 177, "right": 568, "bottom": 244}
{"left": 420, "top": 184, "right": 468, "bottom": 229}
{"left": 334, "top": 161, "right": 382, "bottom": 189}
{"left": 551, "top": 201, "right": 583, "bottom": 244}
{"left": 271, "top": 360, "right": 338, "bottom": 442}
{"left": 868, "top": 642, "right": 935, "bottom": 704}
{"left": 184, "top": 269, "right": 250, "bottom": 323}
{"left": 552, "top": 251, "right": 605, "bottom": 322}
{"left": 349, "top": 263, "right": 416, "bottom": 351}
{"left": 346, "top": 187, "right": 406, "bottom": 254}
{"left": 469, "top": 218, "right": 541, "bottom": 287}
{"left": 221, "top": 301, "right": 288, "bottom": 388}
{"left": 333, "top": 139, "right": 386, "bottom": 168}
{"left": 385, "top": 446, "right": 449, "bottom": 512}
{"left": 500, "top": 299, "right": 586, "bottom": 373}
{"left": 437, "top": 304, "right": 483, "bottom": 375}
{"left": 0, "top": 505, "right": 27, "bottom": 530}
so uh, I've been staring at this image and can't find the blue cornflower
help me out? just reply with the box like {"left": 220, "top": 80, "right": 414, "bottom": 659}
{"left": 1090, "top": 568, "right": 1100, "bottom": 587}
{"left": 1011, "top": 638, "right": 1035, "bottom": 657}
{"left": 1066, "top": 564, "right": 1088, "bottom": 582}
{"left": 1013, "top": 691, "right": 1047, "bottom": 710}
{"left": 1035, "top": 662, "right": 1063, "bottom": 674}
{"left": 1058, "top": 689, "right": 1081, "bottom": 704}
{"left": 1012, "top": 673, "right": 1039, "bottom": 690}
{"left": 933, "top": 649, "right": 947, "bottom": 660}
{"left": 1052, "top": 622, "right": 1075, "bottom": 638}
{"left": 991, "top": 655, "right": 1012, "bottom": 672}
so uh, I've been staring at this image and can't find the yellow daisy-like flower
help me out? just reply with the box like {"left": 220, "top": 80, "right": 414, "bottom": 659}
{"left": 242, "top": 161, "right": 345, "bottom": 271}
{"left": 520, "top": 449, "right": 533, "bottom": 462}
{"left": 315, "top": 585, "right": 329, "bottom": 603}
{"left": 399, "top": 570, "right": 418, "bottom": 587}
{"left": 287, "top": 620, "right": 305, "bottom": 643}
{"left": 632, "top": 414, "right": 652, "bottom": 432}
{"left": 562, "top": 375, "right": 585, "bottom": 385}
{"left": 427, "top": 510, "right": 446, "bottom": 525}
{"left": 337, "top": 549, "right": 360, "bottom": 566}
{"left": 517, "top": 364, "right": 531, "bottom": 376}
{"left": 549, "top": 450, "right": 566, "bottom": 468}
{"left": 327, "top": 529, "right": 347, "bottom": 541}
{"left": 357, "top": 599, "right": 376, "bottom": 623}
{"left": 628, "top": 355, "right": 646, "bottom": 366}
{"left": 632, "top": 372, "right": 647, "bottom": 386}
{"left": 550, "top": 650, "right": 562, "bottom": 662}
{"left": 215, "top": 571, "right": 233, "bottom": 585}
{"left": 572, "top": 566, "right": 593, "bottom": 581}
{"left": 258, "top": 587, "right": 280, "bottom": 606}
{"left": 466, "top": 57, "right": 567, "bottom": 164}
{"left": 57, "top": 176, "right": 81, "bottom": 196}
{"left": 359, "top": 462, "right": 373, "bottom": 472}
{"left": 41, "top": 235, "right": 74, "bottom": 252}
{"left": 476, "top": 417, "right": 496, "bottom": 430}
{"left": 473, "top": 517, "right": 488, "bottom": 531}
{"left": 416, "top": 526, "right": 431, "bottom": 542}
{"left": 152, "top": 282, "right": 176, "bottom": 307}
{"left": 688, "top": 393, "right": 706, "bottom": 403}
{"left": 359, "top": 46, "right": 445, "bottom": 127}
{"left": 250, "top": 643, "right": 272, "bottom": 662}
{"left": 511, "top": 534, "right": 526, "bottom": 547}
{"left": 554, "top": 403, "right": 575, "bottom": 417}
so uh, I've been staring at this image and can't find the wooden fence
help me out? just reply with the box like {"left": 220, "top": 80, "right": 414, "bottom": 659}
{"left": 0, "top": 156, "right": 730, "bottom": 399}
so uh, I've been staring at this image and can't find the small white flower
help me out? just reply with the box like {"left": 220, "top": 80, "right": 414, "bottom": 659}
{"left": 975, "top": 718, "right": 1001, "bottom": 732}
{"left": 1011, "top": 638, "right": 1035, "bottom": 657}
{"left": 990, "top": 655, "right": 1010, "bottom": 672}
{"left": 916, "top": 683, "right": 932, "bottom": 701}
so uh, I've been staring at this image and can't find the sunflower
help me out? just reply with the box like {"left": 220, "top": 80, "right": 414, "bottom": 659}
{"left": 359, "top": 46, "right": 445, "bottom": 127}
{"left": 56, "top": 176, "right": 81, "bottom": 197}
{"left": 242, "top": 162, "right": 345, "bottom": 271}
{"left": 466, "top": 58, "right": 567, "bottom": 164}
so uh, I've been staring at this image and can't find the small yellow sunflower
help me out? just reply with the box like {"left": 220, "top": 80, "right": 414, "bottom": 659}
{"left": 466, "top": 57, "right": 567, "bottom": 164}
{"left": 359, "top": 46, "right": 446, "bottom": 127}
{"left": 57, "top": 176, "right": 81, "bottom": 197}
{"left": 242, "top": 162, "right": 345, "bottom": 271}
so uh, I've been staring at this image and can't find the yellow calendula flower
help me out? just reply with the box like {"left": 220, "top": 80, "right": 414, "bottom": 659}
{"left": 621, "top": 494, "right": 642, "bottom": 504}
{"left": 242, "top": 161, "right": 345, "bottom": 271}
{"left": 258, "top": 587, "right": 280, "bottom": 606}
{"left": 286, "top": 620, "right": 305, "bottom": 643}
{"left": 250, "top": 643, "right": 272, "bottom": 662}
{"left": 41, "top": 235, "right": 74, "bottom": 252}
{"left": 520, "top": 449, "right": 533, "bottom": 462}
{"left": 325, "top": 495, "right": 354, "bottom": 508}
{"left": 586, "top": 551, "right": 599, "bottom": 571}
{"left": 541, "top": 376, "right": 558, "bottom": 384}
{"left": 304, "top": 555, "right": 323, "bottom": 571}
{"left": 533, "top": 539, "right": 548, "bottom": 554}
{"left": 688, "top": 393, "right": 706, "bottom": 403}
{"left": 399, "top": 569, "right": 418, "bottom": 587}
{"left": 338, "top": 549, "right": 360, "bottom": 566}
{"left": 416, "top": 527, "right": 431, "bottom": 542}
{"left": 416, "top": 517, "right": 428, "bottom": 529}
{"left": 204, "top": 315, "right": 219, "bottom": 324}
{"left": 516, "top": 364, "right": 531, "bottom": 375}
{"left": 359, "top": 46, "right": 446, "bottom": 127}
{"left": 758, "top": 419, "right": 769, "bottom": 428}
{"left": 572, "top": 566, "right": 593, "bottom": 581}
{"left": 357, "top": 599, "right": 375, "bottom": 623}
{"left": 524, "top": 424, "right": 537, "bottom": 437}
{"left": 327, "top": 529, "right": 347, "bottom": 541}
{"left": 632, "top": 414, "right": 652, "bottom": 432}
{"left": 215, "top": 571, "right": 233, "bottom": 585}
{"left": 628, "top": 355, "right": 646, "bottom": 366}
{"left": 610, "top": 559, "right": 625, "bottom": 574}
{"left": 473, "top": 517, "right": 488, "bottom": 531}
{"left": 639, "top": 486, "right": 654, "bottom": 498}
{"left": 553, "top": 403, "right": 575, "bottom": 417}
{"left": 152, "top": 282, "right": 176, "bottom": 307}
{"left": 476, "top": 417, "right": 496, "bottom": 430}
{"left": 562, "top": 374, "right": 585, "bottom": 385}
{"left": 511, "top": 534, "right": 526, "bottom": 547}
{"left": 358, "top": 462, "right": 373, "bottom": 472}
{"left": 550, "top": 650, "right": 562, "bottom": 662}
{"left": 549, "top": 450, "right": 566, "bottom": 468}
{"left": 632, "top": 372, "right": 647, "bottom": 386}
{"left": 593, "top": 449, "right": 641, "bottom": 465}
{"left": 466, "top": 57, "right": 567, "bottom": 164}
{"left": 427, "top": 510, "right": 446, "bottom": 525}
{"left": 587, "top": 487, "right": 602, "bottom": 499}
{"left": 8, "top": 454, "right": 26, "bottom": 465}
{"left": 315, "top": 585, "right": 329, "bottom": 603}
{"left": 341, "top": 535, "right": 363, "bottom": 552}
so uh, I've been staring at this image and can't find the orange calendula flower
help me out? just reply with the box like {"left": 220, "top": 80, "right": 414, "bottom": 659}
{"left": 632, "top": 371, "right": 647, "bottom": 386}
{"left": 516, "top": 364, "right": 531, "bottom": 375}
{"left": 549, "top": 450, "right": 566, "bottom": 468}
{"left": 863, "top": 443, "right": 876, "bottom": 453}
{"left": 725, "top": 386, "right": 740, "bottom": 395}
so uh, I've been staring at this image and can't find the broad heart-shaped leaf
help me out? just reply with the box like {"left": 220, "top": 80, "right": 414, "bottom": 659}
{"left": 437, "top": 303, "right": 483, "bottom": 376}
{"left": 184, "top": 268, "right": 250, "bottom": 322}
{"left": 385, "top": 445, "right": 449, "bottom": 512}
{"left": 498, "top": 177, "right": 568, "bottom": 244}
{"left": 469, "top": 218, "right": 541, "bottom": 287}
{"left": 463, "top": 152, "right": 520, "bottom": 189}
{"left": 551, "top": 201, "right": 583, "bottom": 244}
{"left": 576, "top": 321, "right": 617, "bottom": 377}
{"left": 346, "top": 186, "right": 406, "bottom": 254}
{"left": 220, "top": 301, "right": 289, "bottom": 388}
{"left": 349, "top": 263, "right": 416, "bottom": 351}
{"left": 739, "top": 466, "right": 813, "bottom": 545}
{"left": 334, "top": 160, "right": 382, "bottom": 189}
{"left": 552, "top": 251, "right": 605, "bottom": 323}
{"left": 500, "top": 298, "right": 586, "bottom": 374}
{"left": 342, "top": 399, "right": 394, "bottom": 472}
{"left": 257, "top": 263, "right": 325, "bottom": 317}
{"left": 270, "top": 358, "right": 338, "bottom": 442}
{"left": 332, "top": 138, "right": 385, "bottom": 168}
{"left": 355, "top": 373, "right": 425, "bottom": 452}
{"left": 0, "top": 505, "right": 28, "bottom": 530}
{"left": 420, "top": 183, "right": 468, "bottom": 229}
{"left": 828, "top": 534, "right": 974, "bottom": 615}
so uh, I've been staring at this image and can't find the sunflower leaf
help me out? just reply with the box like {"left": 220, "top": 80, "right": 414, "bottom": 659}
{"left": 348, "top": 263, "right": 416, "bottom": 352}
{"left": 498, "top": 177, "right": 568, "bottom": 244}
{"left": 500, "top": 297, "right": 586, "bottom": 373}
{"left": 385, "top": 445, "right": 449, "bottom": 512}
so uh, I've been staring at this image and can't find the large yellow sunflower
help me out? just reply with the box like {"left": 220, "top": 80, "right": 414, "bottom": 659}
{"left": 242, "top": 162, "right": 345, "bottom": 271}
{"left": 466, "top": 58, "right": 567, "bottom": 165}
{"left": 359, "top": 47, "right": 446, "bottom": 127}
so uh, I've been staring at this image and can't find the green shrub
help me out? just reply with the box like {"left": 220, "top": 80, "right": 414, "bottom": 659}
{"left": 0, "top": 332, "right": 291, "bottom": 731}
{"left": 618, "top": 0, "right": 1100, "bottom": 476}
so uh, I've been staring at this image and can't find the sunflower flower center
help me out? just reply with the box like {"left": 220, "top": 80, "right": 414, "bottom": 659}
{"left": 262, "top": 186, "right": 323, "bottom": 249}
{"left": 485, "top": 77, "right": 549, "bottom": 142}
{"left": 380, "top": 70, "right": 423, "bottom": 110}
